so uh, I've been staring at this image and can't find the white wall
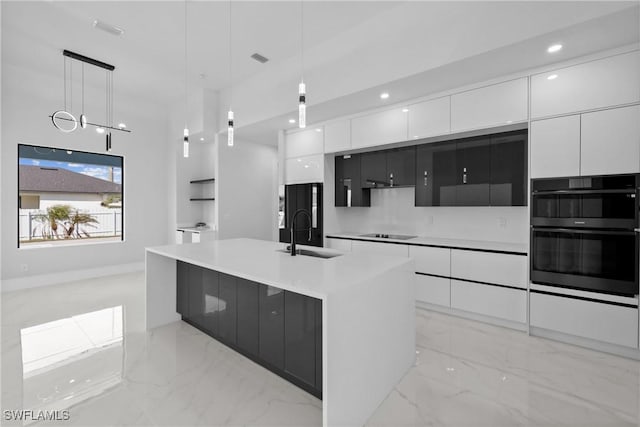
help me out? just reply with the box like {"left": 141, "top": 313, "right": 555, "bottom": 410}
{"left": 323, "top": 155, "right": 528, "bottom": 244}
{"left": 1, "top": 45, "right": 172, "bottom": 284}
{"left": 217, "top": 139, "right": 278, "bottom": 241}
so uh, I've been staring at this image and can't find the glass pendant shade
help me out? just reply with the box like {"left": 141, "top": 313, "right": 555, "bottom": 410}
{"left": 227, "top": 110, "right": 234, "bottom": 147}
{"left": 298, "top": 81, "right": 306, "bottom": 128}
{"left": 183, "top": 127, "right": 189, "bottom": 158}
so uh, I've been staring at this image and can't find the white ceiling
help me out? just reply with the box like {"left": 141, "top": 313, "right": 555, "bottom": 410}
{"left": 2, "top": 1, "right": 639, "bottom": 144}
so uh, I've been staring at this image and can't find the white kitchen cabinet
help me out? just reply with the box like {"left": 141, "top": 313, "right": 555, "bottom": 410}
{"left": 351, "top": 240, "right": 409, "bottom": 257}
{"left": 530, "top": 115, "right": 581, "bottom": 178}
{"left": 285, "top": 154, "right": 324, "bottom": 184}
{"left": 450, "top": 78, "right": 528, "bottom": 132}
{"left": 531, "top": 51, "right": 640, "bottom": 119}
{"left": 326, "top": 237, "right": 352, "bottom": 252}
{"left": 351, "top": 108, "right": 408, "bottom": 149}
{"left": 415, "top": 275, "right": 450, "bottom": 307}
{"left": 409, "top": 246, "right": 450, "bottom": 276}
{"left": 408, "top": 96, "right": 450, "bottom": 139}
{"left": 450, "top": 280, "right": 526, "bottom": 323}
{"left": 450, "top": 250, "right": 527, "bottom": 289}
{"left": 530, "top": 292, "right": 638, "bottom": 348}
{"left": 580, "top": 105, "right": 640, "bottom": 176}
{"left": 285, "top": 128, "right": 324, "bottom": 159}
{"left": 324, "top": 120, "right": 351, "bottom": 153}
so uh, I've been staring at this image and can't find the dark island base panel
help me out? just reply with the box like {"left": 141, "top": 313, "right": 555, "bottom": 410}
{"left": 176, "top": 260, "right": 323, "bottom": 399}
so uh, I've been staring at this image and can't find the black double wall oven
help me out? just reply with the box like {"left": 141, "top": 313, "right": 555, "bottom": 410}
{"left": 530, "top": 174, "right": 639, "bottom": 297}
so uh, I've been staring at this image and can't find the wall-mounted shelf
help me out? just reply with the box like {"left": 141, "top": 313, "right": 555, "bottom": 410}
{"left": 190, "top": 178, "right": 215, "bottom": 184}
{"left": 190, "top": 198, "right": 215, "bottom": 201}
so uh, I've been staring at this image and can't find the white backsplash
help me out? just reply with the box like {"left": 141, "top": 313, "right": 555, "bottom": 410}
{"left": 326, "top": 186, "right": 528, "bottom": 244}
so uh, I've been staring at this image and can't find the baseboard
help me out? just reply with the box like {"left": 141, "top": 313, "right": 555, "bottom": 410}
{"left": 530, "top": 326, "right": 640, "bottom": 360}
{"left": 416, "top": 301, "right": 528, "bottom": 332}
{"left": 1, "top": 262, "right": 145, "bottom": 292}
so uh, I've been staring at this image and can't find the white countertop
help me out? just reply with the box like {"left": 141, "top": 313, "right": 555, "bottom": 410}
{"left": 146, "top": 238, "right": 413, "bottom": 299}
{"left": 326, "top": 232, "right": 528, "bottom": 254}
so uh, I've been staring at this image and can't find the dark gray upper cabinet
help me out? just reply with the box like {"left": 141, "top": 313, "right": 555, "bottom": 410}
{"left": 455, "top": 137, "right": 492, "bottom": 206}
{"left": 237, "top": 278, "right": 260, "bottom": 357}
{"left": 416, "top": 142, "right": 457, "bottom": 207}
{"left": 335, "top": 154, "right": 370, "bottom": 207}
{"left": 259, "top": 286, "right": 285, "bottom": 370}
{"left": 386, "top": 147, "right": 416, "bottom": 187}
{"left": 360, "top": 151, "right": 388, "bottom": 188}
{"left": 490, "top": 130, "right": 527, "bottom": 206}
{"left": 415, "top": 130, "right": 527, "bottom": 207}
{"left": 218, "top": 273, "right": 237, "bottom": 345}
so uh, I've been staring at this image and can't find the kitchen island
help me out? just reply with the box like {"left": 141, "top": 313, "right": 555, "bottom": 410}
{"left": 145, "top": 238, "right": 415, "bottom": 427}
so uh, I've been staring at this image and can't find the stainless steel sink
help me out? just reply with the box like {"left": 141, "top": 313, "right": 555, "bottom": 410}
{"left": 276, "top": 248, "right": 342, "bottom": 259}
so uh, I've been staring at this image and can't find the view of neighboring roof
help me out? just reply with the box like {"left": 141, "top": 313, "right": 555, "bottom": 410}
{"left": 19, "top": 165, "right": 121, "bottom": 194}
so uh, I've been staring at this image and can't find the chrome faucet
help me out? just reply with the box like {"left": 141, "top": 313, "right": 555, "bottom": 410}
{"left": 290, "top": 208, "right": 312, "bottom": 256}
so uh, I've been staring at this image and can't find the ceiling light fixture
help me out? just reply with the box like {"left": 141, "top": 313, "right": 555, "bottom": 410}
{"left": 289, "top": 118, "right": 296, "bottom": 124}
{"left": 96, "top": 127, "right": 105, "bottom": 134}
{"left": 547, "top": 74, "right": 558, "bottom": 80}
{"left": 547, "top": 43, "right": 562, "bottom": 53}
{"left": 92, "top": 20, "right": 124, "bottom": 37}
{"left": 200, "top": 137, "right": 204, "bottom": 141}
{"left": 402, "top": 108, "right": 409, "bottom": 112}
{"left": 182, "top": 0, "right": 190, "bottom": 157}
{"left": 118, "top": 123, "right": 126, "bottom": 129}
{"left": 315, "top": 128, "right": 322, "bottom": 132}
{"left": 227, "top": 0, "right": 234, "bottom": 147}
{"left": 298, "top": 0, "right": 306, "bottom": 129}
{"left": 380, "top": 92, "right": 390, "bottom": 100}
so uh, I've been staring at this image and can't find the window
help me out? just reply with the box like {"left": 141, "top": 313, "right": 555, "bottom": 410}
{"left": 18, "top": 144, "right": 123, "bottom": 247}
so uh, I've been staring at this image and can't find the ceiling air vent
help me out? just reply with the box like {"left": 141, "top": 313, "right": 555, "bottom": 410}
{"left": 250, "top": 53, "right": 269, "bottom": 64}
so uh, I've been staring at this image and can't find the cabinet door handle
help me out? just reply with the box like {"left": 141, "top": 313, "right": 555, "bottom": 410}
{"left": 389, "top": 173, "right": 394, "bottom": 187}
{"left": 423, "top": 171, "right": 428, "bottom": 186}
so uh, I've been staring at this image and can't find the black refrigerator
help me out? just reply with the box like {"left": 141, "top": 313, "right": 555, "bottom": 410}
{"left": 279, "top": 183, "right": 323, "bottom": 247}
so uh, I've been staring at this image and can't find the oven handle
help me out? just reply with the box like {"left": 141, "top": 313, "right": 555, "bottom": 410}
{"left": 533, "top": 227, "right": 638, "bottom": 236}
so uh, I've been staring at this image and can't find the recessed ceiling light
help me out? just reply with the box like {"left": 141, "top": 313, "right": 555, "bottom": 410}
{"left": 413, "top": 135, "right": 419, "bottom": 139}
{"left": 547, "top": 44, "right": 562, "bottom": 53}
{"left": 96, "top": 127, "right": 105, "bottom": 134}
{"left": 315, "top": 128, "right": 322, "bottom": 132}
{"left": 288, "top": 118, "right": 296, "bottom": 124}
{"left": 117, "top": 123, "right": 126, "bottom": 129}
{"left": 92, "top": 19, "right": 124, "bottom": 37}
{"left": 200, "top": 137, "right": 204, "bottom": 141}
{"left": 547, "top": 74, "right": 558, "bottom": 80}
{"left": 380, "top": 92, "right": 390, "bottom": 100}
{"left": 402, "top": 108, "right": 409, "bottom": 113}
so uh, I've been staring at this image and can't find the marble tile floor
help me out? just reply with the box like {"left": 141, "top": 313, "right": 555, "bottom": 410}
{"left": 2, "top": 271, "right": 639, "bottom": 426}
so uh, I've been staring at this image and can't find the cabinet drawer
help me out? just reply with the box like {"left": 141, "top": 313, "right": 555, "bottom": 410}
{"left": 450, "top": 250, "right": 527, "bottom": 288}
{"left": 530, "top": 292, "right": 638, "bottom": 348}
{"left": 409, "top": 246, "right": 450, "bottom": 276}
{"left": 326, "top": 238, "right": 352, "bottom": 252}
{"left": 351, "top": 240, "right": 409, "bottom": 257}
{"left": 531, "top": 51, "right": 640, "bottom": 119}
{"left": 415, "top": 274, "right": 450, "bottom": 307}
{"left": 451, "top": 280, "right": 526, "bottom": 323}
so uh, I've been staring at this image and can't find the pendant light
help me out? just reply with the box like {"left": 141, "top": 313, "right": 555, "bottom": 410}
{"left": 183, "top": 0, "right": 190, "bottom": 158}
{"left": 80, "top": 63, "right": 87, "bottom": 128}
{"left": 227, "top": 0, "right": 234, "bottom": 147}
{"left": 298, "top": 0, "right": 306, "bottom": 129}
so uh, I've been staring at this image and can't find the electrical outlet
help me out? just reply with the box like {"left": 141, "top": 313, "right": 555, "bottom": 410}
{"left": 498, "top": 217, "right": 507, "bottom": 228}
{"left": 20, "top": 263, "right": 29, "bottom": 272}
